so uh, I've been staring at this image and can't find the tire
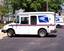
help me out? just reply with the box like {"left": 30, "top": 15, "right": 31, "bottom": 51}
{"left": 7, "top": 29, "right": 15, "bottom": 37}
{"left": 38, "top": 29, "right": 47, "bottom": 37}
{"left": 56, "top": 24, "right": 62, "bottom": 28}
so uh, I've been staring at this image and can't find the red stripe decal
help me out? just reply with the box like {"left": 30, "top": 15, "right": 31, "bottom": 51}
{"left": 9, "top": 24, "right": 55, "bottom": 26}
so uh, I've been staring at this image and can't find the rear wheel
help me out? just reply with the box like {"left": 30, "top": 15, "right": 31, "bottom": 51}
{"left": 38, "top": 29, "right": 47, "bottom": 37}
{"left": 56, "top": 24, "right": 62, "bottom": 28}
{"left": 7, "top": 29, "right": 15, "bottom": 37}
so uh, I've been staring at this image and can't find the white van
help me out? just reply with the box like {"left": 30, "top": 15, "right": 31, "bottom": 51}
{"left": 2, "top": 12, "right": 56, "bottom": 37}
{"left": 56, "top": 14, "right": 64, "bottom": 28}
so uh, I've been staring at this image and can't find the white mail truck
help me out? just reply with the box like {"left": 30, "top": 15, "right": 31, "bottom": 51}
{"left": 2, "top": 12, "right": 56, "bottom": 37}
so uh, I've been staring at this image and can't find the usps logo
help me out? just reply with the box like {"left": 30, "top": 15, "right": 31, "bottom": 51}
{"left": 38, "top": 15, "right": 49, "bottom": 23}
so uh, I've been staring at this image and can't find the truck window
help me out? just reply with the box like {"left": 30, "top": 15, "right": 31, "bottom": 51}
{"left": 38, "top": 16, "right": 49, "bottom": 23}
{"left": 21, "top": 17, "right": 29, "bottom": 24}
{"left": 31, "top": 16, "right": 37, "bottom": 25}
{"left": 16, "top": 16, "right": 19, "bottom": 23}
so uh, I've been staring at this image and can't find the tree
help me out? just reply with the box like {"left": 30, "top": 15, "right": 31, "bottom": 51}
{"left": 9, "top": 0, "right": 45, "bottom": 12}
{"left": 5, "top": 0, "right": 64, "bottom": 13}
{"left": 0, "top": 5, "right": 8, "bottom": 23}
{"left": 48, "top": 0, "right": 62, "bottom": 12}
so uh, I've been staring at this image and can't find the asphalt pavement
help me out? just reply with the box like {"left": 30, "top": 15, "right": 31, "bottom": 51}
{"left": 0, "top": 28, "right": 64, "bottom": 51}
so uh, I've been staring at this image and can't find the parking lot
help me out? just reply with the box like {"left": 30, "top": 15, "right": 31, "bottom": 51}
{"left": 0, "top": 28, "right": 64, "bottom": 51}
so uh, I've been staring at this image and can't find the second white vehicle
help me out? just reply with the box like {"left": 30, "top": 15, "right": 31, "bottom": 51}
{"left": 56, "top": 14, "right": 64, "bottom": 28}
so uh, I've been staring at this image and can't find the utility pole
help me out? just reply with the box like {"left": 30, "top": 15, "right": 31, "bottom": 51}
{"left": 43, "top": 0, "right": 48, "bottom": 11}
{"left": 47, "top": 1, "right": 48, "bottom": 11}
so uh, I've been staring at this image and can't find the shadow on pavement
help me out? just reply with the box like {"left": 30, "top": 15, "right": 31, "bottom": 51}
{"left": 46, "top": 34, "right": 57, "bottom": 38}
{"left": 12, "top": 34, "right": 57, "bottom": 38}
{"left": 14, "top": 35, "right": 39, "bottom": 38}
{"left": 1, "top": 34, "right": 57, "bottom": 40}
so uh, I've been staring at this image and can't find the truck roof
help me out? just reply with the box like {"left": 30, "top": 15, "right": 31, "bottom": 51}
{"left": 16, "top": 12, "right": 55, "bottom": 16}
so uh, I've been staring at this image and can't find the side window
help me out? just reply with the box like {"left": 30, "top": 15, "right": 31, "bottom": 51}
{"left": 16, "top": 16, "right": 19, "bottom": 23}
{"left": 38, "top": 16, "right": 49, "bottom": 23}
{"left": 21, "top": 17, "right": 29, "bottom": 24}
{"left": 31, "top": 16, "right": 37, "bottom": 25}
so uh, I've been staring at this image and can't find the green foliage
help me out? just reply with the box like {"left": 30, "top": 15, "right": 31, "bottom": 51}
{"left": 48, "top": 0, "right": 61, "bottom": 12}
{"left": 0, "top": 23, "right": 5, "bottom": 29}
{"left": 5, "top": 0, "right": 64, "bottom": 13}
{"left": 0, "top": 5, "right": 8, "bottom": 16}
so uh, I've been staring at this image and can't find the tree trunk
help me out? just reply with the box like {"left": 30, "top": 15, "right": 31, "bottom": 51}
{"left": 1, "top": 15, "right": 3, "bottom": 23}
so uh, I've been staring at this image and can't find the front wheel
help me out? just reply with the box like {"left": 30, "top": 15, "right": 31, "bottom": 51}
{"left": 38, "top": 29, "right": 47, "bottom": 37}
{"left": 7, "top": 29, "right": 15, "bottom": 37}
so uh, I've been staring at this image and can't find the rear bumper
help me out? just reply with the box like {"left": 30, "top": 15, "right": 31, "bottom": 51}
{"left": 1, "top": 30, "right": 7, "bottom": 33}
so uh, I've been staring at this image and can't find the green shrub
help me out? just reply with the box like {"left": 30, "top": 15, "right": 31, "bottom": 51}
{"left": 0, "top": 23, "right": 5, "bottom": 29}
